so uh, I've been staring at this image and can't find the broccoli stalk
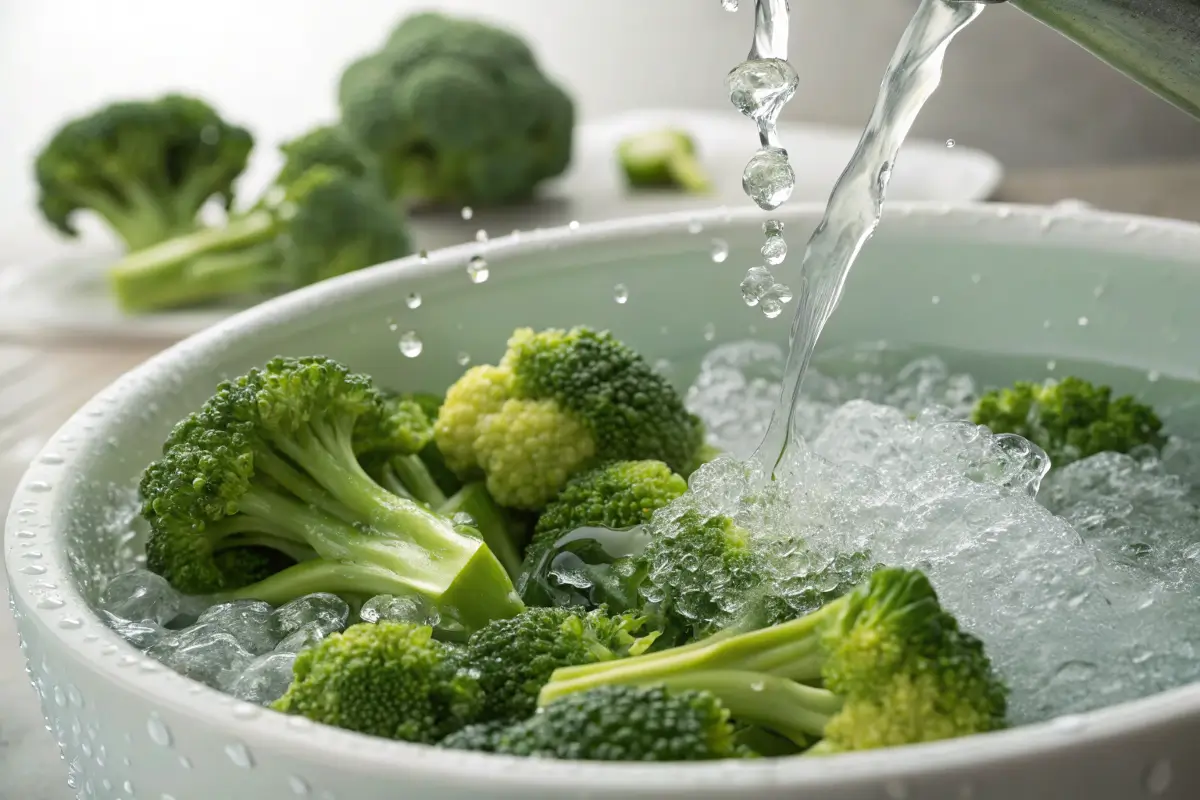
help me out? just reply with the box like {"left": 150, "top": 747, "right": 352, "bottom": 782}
{"left": 141, "top": 357, "right": 523, "bottom": 633}
{"left": 438, "top": 483, "right": 525, "bottom": 580}
{"left": 538, "top": 568, "right": 1008, "bottom": 753}
{"left": 617, "top": 129, "right": 713, "bottom": 194}
{"left": 108, "top": 166, "right": 412, "bottom": 314}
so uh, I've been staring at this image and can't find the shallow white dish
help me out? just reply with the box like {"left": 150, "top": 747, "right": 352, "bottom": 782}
{"left": 13, "top": 202, "right": 1198, "bottom": 800}
{"left": 0, "top": 110, "right": 1002, "bottom": 345}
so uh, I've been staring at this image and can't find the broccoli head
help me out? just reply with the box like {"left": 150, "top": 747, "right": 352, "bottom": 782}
{"left": 441, "top": 684, "right": 744, "bottom": 761}
{"left": 617, "top": 129, "right": 713, "bottom": 194}
{"left": 35, "top": 93, "right": 253, "bottom": 252}
{"left": 108, "top": 165, "right": 413, "bottom": 313}
{"left": 275, "top": 124, "right": 380, "bottom": 188}
{"left": 338, "top": 12, "right": 574, "bottom": 207}
{"left": 272, "top": 621, "right": 479, "bottom": 742}
{"left": 140, "top": 355, "right": 523, "bottom": 633}
{"left": 539, "top": 567, "right": 1007, "bottom": 753}
{"left": 972, "top": 376, "right": 1166, "bottom": 467}
{"left": 435, "top": 327, "right": 706, "bottom": 510}
{"left": 462, "top": 606, "right": 660, "bottom": 725}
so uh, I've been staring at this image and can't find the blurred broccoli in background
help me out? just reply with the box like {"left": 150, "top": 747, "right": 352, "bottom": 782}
{"left": 338, "top": 12, "right": 575, "bottom": 208}
{"left": 617, "top": 129, "right": 713, "bottom": 194}
{"left": 35, "top": 94, "right": 253, "bottom": 253}
{"left": 275, "top": 125, "right": 380, "bottom": 189}
{"left": 972, "top": 376, "right": 1166, "bottom": 467}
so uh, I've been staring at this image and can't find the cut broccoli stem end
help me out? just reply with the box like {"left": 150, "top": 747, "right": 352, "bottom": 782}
{"left": 666, "top": 152, "right": 714, "bottom": 194}
{"left": 438, "top": 483, "right": 523, "bottom": 580}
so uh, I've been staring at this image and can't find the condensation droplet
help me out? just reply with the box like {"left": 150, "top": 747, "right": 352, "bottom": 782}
{"left": 931, "top": 295, "right": 941, "bottom": 305}
{"left": 710, "top": 239, "right": 729, "bottom": 263}
{"left": 21, "top": 551, "right": 42, "bottom": 559}
{"left": 398, "top": 332, "right": 423, "bottom": 358}
{"left": 179, "top": 756, "right": 192, "bottom": 769}
{"left": 460, "top": 206, "right": 473, "bottom": 221}
{"left": 456, "top": 351, "right": 471, "bottom": 367}
{"left": 613, "top": 284, "right": 629, "bottom": 304}
{"left": 405, "top": 292, "right": 421, "bottom": 309}
{"left": 946, "top": 138, "right": 956, "bottom": 148}
{"left": 20, "top": 565, "right": 47, "bottom": 575}
{"left": 58, "top": 618, "right": 83, "bottom": 630}
{"left": 225, "top": 742, "right": 254, "bottom": 769}
{"left": 124, "top": 780, "right": 134, "bottom": 794}
{"left": 53, "top": 686, "right": 66, "bottom": 707}
{"left": 467, "top": 256, "right": 489, "bottom": 284}
{"left": 289, "top": 775, "right": 311, "bottom": 795}
{"left": 147, "top": 714, "right": 172, "bottom": 747}
{"left": 27, "top": 481, "right": 51, "bottom": 492}
{"left": 39, "top": 454, "right": 64, "bottom": 465}
{"left": 16, "top": 530, "right": 35, "bottom": 538}
{"left": 233, "top": 703, "right": 261, "bottom": 720}
{"left": 1077, "top": 316, "right": 1090, "bottom": 327}
{"left": 1144, "top": 759, "right": 1172, "bottom": 795}
{"left": 37, "top": 597, "right": 64, "bottom": 610}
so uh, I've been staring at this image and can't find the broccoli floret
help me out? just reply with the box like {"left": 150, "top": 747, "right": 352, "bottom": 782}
{"left": 518, "top": 460, "right": 689, "bottom": 602}
{"left": 397, "top": 391, "right": 465, "bottom": 498}
{"left": 338, "top": 12, "right": 574, "bottom": 207}
{"left": 972, "top": 376, "right": 1166, "bottom": 467}
{"left": 539, "top": 568, "right": 1007, "bottom": 753}
{"left": 359, "top": 394, "right": 447, "bottom": 508}
{"left": 462, "top": 607, "right": 659, "bottom": 725}
{"left": 139, "top": 356, "right": 523, "bottom": 633}
{"left": 108, "top": 166, "right": 413, "bottom": 313}
{"left": 442, "top": 684, "right": 744, "bottom": 761}
{"left": 275, "top": 124, "right": 379, "bottom": 188}
{"left": 34, "top": 94, "right": 253, "bottom": 252}
{"left": 617, "top": 129, "right": 713, "bottom": 194}
{"left": 272, "top": 621, "right": 479, "bottom": 742}
{"left": 435, "top": 327, "right": 706, "bottom": 510}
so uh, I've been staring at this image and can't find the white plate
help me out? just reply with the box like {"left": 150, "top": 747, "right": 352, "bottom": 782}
{"left": 0, "top": 109, "right": 1002, "bottom": 344}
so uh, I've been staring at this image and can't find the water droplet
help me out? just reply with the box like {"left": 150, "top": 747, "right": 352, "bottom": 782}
{"left": 460, "top": 206, "right": 474, "bottom": 221}
{"left": 467, "top": 256, "right": 489, "bottom": 284}
{"left": 179, "top": 756, "right": 192, "bottom": 769}
{"left": 761, "top": 297, "right": 783, "bottom": 319}
{"left": 398, "top": 332, "right": 423, "bottom": 358}
{"left": 53, "top": 686, "right": 66, "bottom": 707}
{"left": 475, "top": 229, "right": 489, "bottom": 243}
{"left": 39, "top": 454, "right": 64, "bottom": 465}
{"left": 710, "top": 239, "right": 729, "bottom": 263}
{"left": 761, "top": 234, "right": 787, "bottom": 265}
{"left": 225, "top": 742, "right": 254, "bottom": 769}
{"left": 1043, "top": 319, "right": 1053, "bottom": 329}
{"left": 36, "top": 597, "right": 64, "bottom": 610}
{"left": 20, "top": 565, "right": 47, "bottom": 575}
{"left": 288, "top": 775, "right": 312, "bottom": 795}
{"left": 147, "top": 714, "right": 172, "bottom": 747}
{"left": 163, "top": 794, "right": 178, "bottom": 800}
{"left": 387, "top": 321, "right": 398, "bottom": 332}
{"left": 15, "top": 508, "right": 35, "bottom": 517}
{"left": 418, "top": 250, "right": 429, "bottom": 264}
{"left": 1144, "top": 759, "right": 1172, "bottom": 794}
{"left": 568, "top": 220, "right": 580, "bottom": 231}
{"left": 727, "top": 59, "right": 799, "bottom": 123}
{"left": 1077, "top": 316, "right": 1089, "bottom": 327}
{"left": 124, "top": 780, "right": 134, "bottom": 794}
{"left": 456, "top": 351, "right": 471, "bottom": 367}
{"left": 1123, "top": 221, "right": 1141, "bottom": 235}
{"left": 405, "top": 292, "right": 421, "bottom": 309}
{"left": 742, "top": 147, "right": 795, "bottom": 210}
{"left": 1047, "top": 360, "right": 1057, "bottom": 372}
{"left": 1148, "top": 370, "right": 1161, "bottom": 383}
{"left": 945, "top": 138, "right": 956, "bottom": 148}
{"left": 703, "top": 323, "right": 716, "bottom": 342}
{"left": 740, "top": 266, "right": 775, "bottom": 306}
{"left": 970, "top": 273, "right": 982, "bottom": 284}
{"left": 287, "top": 716, "right": 314, "bottom": 731}
{"left": 721, "top": 0, "right": 739, "bottom": 10}
{"left": 233, "top": 702, "right": 261, "bottom": 720}
{"left": 1093, "top": 284, "right": 1107, "bottom": 298}
{"left": 16, "top": 530, "right": 35, "bottom": 538}
{"left": 931, "top": 295, "right": 941, "bottom": 305}
{"left": 687, "top": 219, "right": 704, "bottom": 235}
{"left": 613, "top": 284, "right": 629, "bottom": 304}
{"left": 21, "top": 551, "right": 42, "bottom": 559}
{"left": 27, "top": 481, "right": 51, "bottom": 492}
{"left": 58, "top": 618, "right": 83, "bottom": 630}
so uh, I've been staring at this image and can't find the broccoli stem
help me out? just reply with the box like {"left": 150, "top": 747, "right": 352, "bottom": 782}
{"left": 69, "top": 183, "right": 191, "bottom": 252}
{"left": 438, "top": 483, "right": 523, "bottom": 580}
{"left": 107, "top": 209, "right": 278, "bottom": 313}
{"left": 389, "top": 454, "right": 448, "bottom": 508}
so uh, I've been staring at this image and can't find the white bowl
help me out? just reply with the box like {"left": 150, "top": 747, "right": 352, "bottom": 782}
{"left": 6, "top": 203, "right": 1200, "bottom": 800}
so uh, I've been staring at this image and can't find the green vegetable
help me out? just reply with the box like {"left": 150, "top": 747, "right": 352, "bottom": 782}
{"left": 461, "top": 606, "right": 659, "bottom": 724}
{"left": 275, "top": 124, "right": 380, "bottom": 188}
{"left": 435, "top": 327, "right": 706, "bottom": 510}
{"left": 338, "top": 12, "right": 575, "bottom": 207}
{"left": 272, "top": 621, "right": 479, "bottom": 742}
{"left": 617, "top": 129, "right": 713, "bottom": 194}
{"left": 441, "top": 684, "right": 744, "bottom": 761}
{"left": 438, "top": 482, "right": 527, "bottom": 580}
{"left": 34, "top": 93, "right": 253, "bottom": 252}
{"left": 139, "top": 356, "right": 523, "bottom": 633}
{"left": 972, "top": 376, "right": 1166, "bottom": 466}
{"left": 108, "top": 166, "right": 413, "bottom": 314}
{"left": 539, "top": 567, "right": 1008, "bottom": 753}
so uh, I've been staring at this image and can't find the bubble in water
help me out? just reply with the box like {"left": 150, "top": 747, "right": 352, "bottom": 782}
{"left": 711, "top": 239, "right": 729, "bottom": 263}
{"left": 613, "top": 284, "right": 629, "bottom": 304}
{"left": 398, "top": 332, "right": 423, "bottom": 358}
{"left": 727, "top": 59, "right": 799, "bottom": 123}
{"left": 687, "top": 219, "right": 704, "bottom": 235}
{"left": 467, "top": 256, "right": 489, "bottom": 284}
{"left": 722, "top": 0, "right": 738, "bottom": 10}
{"left": 761, "top": 234, "right": 787, "bottom": 265}
{"left": 460, "top": 206, "right": 473, "bottom": 221}
{"left": 475, "top": 229, "right": 488, "bottom": 243}
{"left": 742, "top": 147, "right": 795, "bottom": 211}
{"left": 456, "top": 351, "right": 471, "bottom": 367}
{"left": 405, "top": 292, "right": 421, "bottom": 309}
{"left": 740, "top": 266, "right": 775, "bottom": 306}
{"left": 946, "top": 138, "right": 956, "bottom": 148}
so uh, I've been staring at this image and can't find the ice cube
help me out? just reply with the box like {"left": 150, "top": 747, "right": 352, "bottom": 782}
{"left": 223, "top": 652, "right": 297, "bottom": 705}
{"left": 197, "top": 600, "right": 279, "bottom": 655}
{"left": 275, "top": 620, "right": 336, "bottom": 654}
{"left": 100, "top": 569, "right": 181, "bottom": 626}
{"left": 359, "top": 594, "right": 441, "bottom": 628}
{"left": 101, "top": 611, "right": 165, "bottom": 650}
{"left": 268, "top": 593, "right": 349, "bottom": 638}
{"left": 148, "top": 624, "right": 253, "bottom": 689}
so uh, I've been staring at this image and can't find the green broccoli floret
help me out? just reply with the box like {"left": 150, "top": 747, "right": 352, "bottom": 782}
{"left": 617, "top": 129, "right": 713, "bottom": 194}
{"left": 441, "top": 684, "right": 744, "bottom": 761}
{"left": 359, "top": 393, "right": 447, "bottom": 508}
{"left": 539, "top": 568, "right": 1008, "bottom": 753}
{"left": 517, "top": 460, "right": 689, "bottom": 604}
{"left": 272, "top": 621, "right": 479, "bottom": 742}
{"left": 34, "top": 93, "right": 253, "bottom": 252}
{"left": 275, "top": 124, "right": 380, "bottom": 188}
{"left": 108, "top": 166, "right": 413, "bottom": 313}
{"left": 435, "top": 327, "right": 706, "bottom": 510}
{"left": 397, "top": 391, "right": 465, "bottom": 498}
{"left": 972, "top": 376, "right": 1166, "bottom": 467}
{"left": 139, "top": 356, "right": 523, "bottom": 633}
{"left": 461, "top": 607, "right": 659, "bottom": 725}
{"left": 338, "top": 12, "right": 574, "bottom": 207}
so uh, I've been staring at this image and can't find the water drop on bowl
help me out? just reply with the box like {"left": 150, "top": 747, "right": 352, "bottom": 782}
{"left": 27, "top": 481, "right": 52, "bottom": 492}
{"left": 405, "top": 292, "right": 421, "bottom": 309}
{"left": 398, "top": 332, "right": 423, "bottom": 358}
{"left": 613, "top": 284, "right": 629, "bottom": 304}
{"left": 147, "top": 714, "right": 172, "bottom": 747}
{"left": 467, "top": 256, "right": 489, "bottom": 284}
{"left": 225, "top": 742, "right": 254, "bottom": 769}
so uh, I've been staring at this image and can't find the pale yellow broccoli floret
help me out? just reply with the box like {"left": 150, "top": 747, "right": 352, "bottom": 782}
{"left": 435, "top": 365, "right": 513, "bottom": 476}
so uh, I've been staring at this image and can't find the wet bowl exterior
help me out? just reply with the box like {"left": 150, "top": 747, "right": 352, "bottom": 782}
{"left": 6, "top": 203, "right": 1200, "bottom": 800}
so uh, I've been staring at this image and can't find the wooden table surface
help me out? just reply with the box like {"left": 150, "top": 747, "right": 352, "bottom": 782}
{"left": 1, "top": 161, "right": 1198, "bottom": 799}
